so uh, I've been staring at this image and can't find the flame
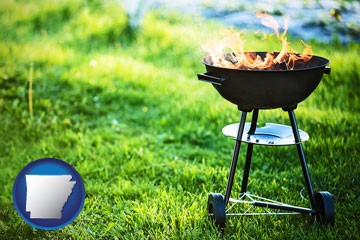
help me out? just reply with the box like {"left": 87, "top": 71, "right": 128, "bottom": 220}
{"left": 203, "top": 13, "right": 313, "bottom": 70}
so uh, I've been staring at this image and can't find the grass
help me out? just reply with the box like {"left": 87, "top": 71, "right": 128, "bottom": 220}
{"left": 0, "top": 0, "right": 359, "bottom": 239}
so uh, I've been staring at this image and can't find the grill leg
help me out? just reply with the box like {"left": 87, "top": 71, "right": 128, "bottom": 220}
{"left": 240, "top": 109, "right": 259, "bottom": 193}
{"left": 224, "top": 111, "right": 247, "bottom": 206}
{"left": 288, "top": 110, "right": 317, "bottom": 209}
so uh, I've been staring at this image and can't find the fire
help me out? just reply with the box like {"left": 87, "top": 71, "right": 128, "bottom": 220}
{"left": 203, "top": 13, "right": 313, "bottom": 70}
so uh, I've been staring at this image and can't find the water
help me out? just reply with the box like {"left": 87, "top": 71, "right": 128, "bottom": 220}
{"left": 120, "top": 0, "right": 360, "bottom": 43}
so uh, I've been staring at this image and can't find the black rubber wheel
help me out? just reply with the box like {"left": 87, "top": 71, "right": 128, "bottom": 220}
{"left": 314, "top": 191, "right": 335, "bottom": 225}
{"left": 207, "top": 193, "right": 226, "bottom": 229}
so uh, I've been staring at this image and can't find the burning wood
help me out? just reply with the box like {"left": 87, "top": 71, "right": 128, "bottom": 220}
{"left": 203, "top": 13, "right": 313, "bottom": 70}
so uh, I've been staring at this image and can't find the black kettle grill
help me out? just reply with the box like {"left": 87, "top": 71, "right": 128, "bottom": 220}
{"left": 197, "top": 52, "right": 334, "bottom": 229}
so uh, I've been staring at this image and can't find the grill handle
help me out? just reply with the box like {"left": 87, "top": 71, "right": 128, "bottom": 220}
{"left": 197, "top": 73, "right": 227, "bottom": 86}
{"left": 324, "top": 66, "right": 331, "bottom": 74}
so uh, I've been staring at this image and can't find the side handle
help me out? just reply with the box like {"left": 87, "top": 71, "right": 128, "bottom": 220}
{"left": 197, "top": 73, "right": 227, "bottom": 86}
{"left": 324, "top": 66, "right": 331, "bottom": 74}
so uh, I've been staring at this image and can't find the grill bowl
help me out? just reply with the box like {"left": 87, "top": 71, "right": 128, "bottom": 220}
{"left": 198, "top": 52, "right": 330, "bottom": 111}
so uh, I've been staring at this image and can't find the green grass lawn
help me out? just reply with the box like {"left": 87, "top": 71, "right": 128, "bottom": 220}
{"left": 1, "top": 0, "right": 359, "bottom": 239}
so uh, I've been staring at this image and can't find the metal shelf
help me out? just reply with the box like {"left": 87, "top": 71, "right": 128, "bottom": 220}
{"left": 222, "top": 122, "right": 309, "bottom": 146}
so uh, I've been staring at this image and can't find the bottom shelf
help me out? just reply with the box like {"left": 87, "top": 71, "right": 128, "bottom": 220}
{"left": 222, "top": 122, "right": 309, "bottom": 146}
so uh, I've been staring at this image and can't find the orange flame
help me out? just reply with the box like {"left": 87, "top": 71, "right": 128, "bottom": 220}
{"left": 203, "top": 13, "right": 313, "bottom": 70}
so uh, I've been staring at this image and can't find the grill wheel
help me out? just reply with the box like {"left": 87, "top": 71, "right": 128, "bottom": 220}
{"left": 207, "top": 193, "right": 226, "bottom": 229}
{"left": 314, "top": 191, "right": 335, "bottom": 225}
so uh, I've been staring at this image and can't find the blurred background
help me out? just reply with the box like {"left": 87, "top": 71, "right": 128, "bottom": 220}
{"left": 122, "top": 0, "right": 360, "bottom": 43}
{"left": 0, "top": 0, "right": 359, "bottom": 239}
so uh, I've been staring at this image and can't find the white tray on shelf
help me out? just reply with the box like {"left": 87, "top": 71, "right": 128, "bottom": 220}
{"left": 222, "top": 123, "right": 309, "bottom": 146}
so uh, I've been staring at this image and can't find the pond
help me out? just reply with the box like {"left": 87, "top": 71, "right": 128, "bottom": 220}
{"left": 121, "top": 0, "right": 360, "bottom": 44}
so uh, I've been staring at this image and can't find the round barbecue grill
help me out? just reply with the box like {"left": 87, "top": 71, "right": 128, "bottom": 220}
{"left": 197, "top": 52, "right": 334, "bottom": 229}
{"left": 198, "top": 52, "right": 330, "bottom": 111}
